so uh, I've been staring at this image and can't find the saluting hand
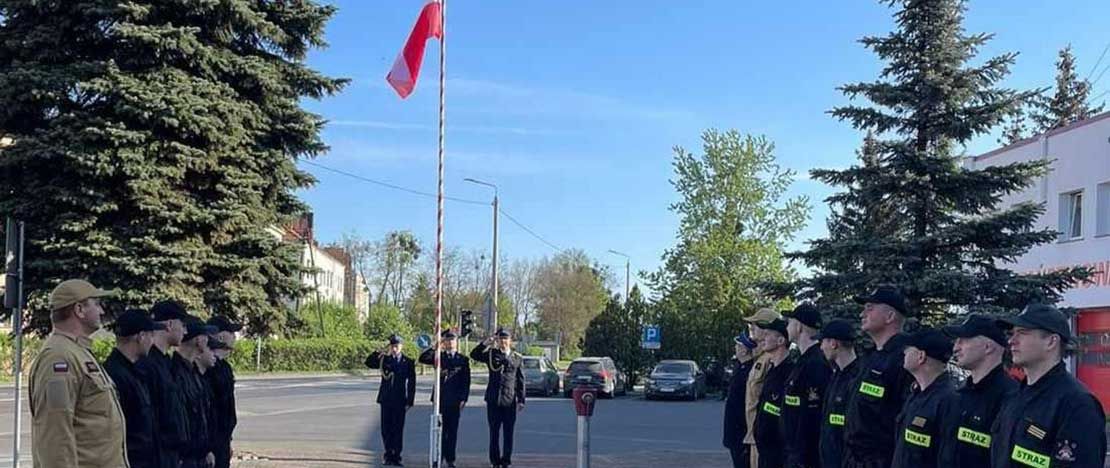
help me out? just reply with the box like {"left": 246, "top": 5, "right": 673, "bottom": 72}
{"left": 517, "top": 402, "right": 525, "bottom": 412}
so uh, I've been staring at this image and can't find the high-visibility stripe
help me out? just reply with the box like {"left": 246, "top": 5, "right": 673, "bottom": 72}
{"left": 956, "top": 427, "right": 991, "bottom": 448}
{"left": 828, "top": 413, "right": 845, "bottom": 426}
{"left": 1011, "top": 445, "right": 1050, "bottom": 468}
{"left": 859, "top": 381, "right": 885, "bottom": 398}
{"left": 762, "top": 401, "right": 781, "bottom": 416}
{"left": 904, "top": 429, "right": 931, "bottom": 448}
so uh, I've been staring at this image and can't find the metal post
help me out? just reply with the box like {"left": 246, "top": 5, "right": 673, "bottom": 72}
{"left": 491, "top": 193, "right": 499, "bottom": 330}
{"left": 607, "top": 250, "right": 631, "bottom": 302}
{"left": 576, "top": 415, "right": 590, "bottom": 468}
{"left": 255, "top": 337, "right": 262, "bottom": 372}
{"left": 430, "top": 0, "right": 447, "bottom": 465}
{"left": 6, "top": 219, "right": 25, "bottom": 468}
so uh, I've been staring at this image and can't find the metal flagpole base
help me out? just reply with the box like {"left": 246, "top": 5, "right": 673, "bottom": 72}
{"left": 429, "top": 412, "right": 442, "bottom": 467}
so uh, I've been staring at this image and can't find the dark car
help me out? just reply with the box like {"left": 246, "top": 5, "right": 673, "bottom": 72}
{"left": 522, "top": 356, "right": 561, "bottom": 397}
{"left": 644, "top": 360, "right": 707, "bottom": 401}
{"left": 562, "top": 357, "right": 627, "bottom": 398}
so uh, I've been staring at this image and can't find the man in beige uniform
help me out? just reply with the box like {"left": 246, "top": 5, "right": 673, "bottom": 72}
{"left": 743, "top": 307, "right": 782, "bottom": 467}
{"left": 29, "top": 279, "right": 129, "bottom": 468}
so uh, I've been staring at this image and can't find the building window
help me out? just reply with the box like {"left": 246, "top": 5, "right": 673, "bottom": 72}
{"left": 1098, "top": 182, "right": 1110, "bottom": 237}
{"left": 1059, "top": 190, "right": 1083, "bottom": 241}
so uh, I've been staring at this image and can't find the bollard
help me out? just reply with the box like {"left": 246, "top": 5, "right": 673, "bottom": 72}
{"left": 572, "top": 386, "right": 597, "bottom": 468}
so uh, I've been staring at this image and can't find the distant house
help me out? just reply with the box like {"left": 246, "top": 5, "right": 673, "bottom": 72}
{"left": 322, "top": 246, "right": 371, "bottom": 322}
{"left": 278, "top": 213, "right": 348, "bottom": 306}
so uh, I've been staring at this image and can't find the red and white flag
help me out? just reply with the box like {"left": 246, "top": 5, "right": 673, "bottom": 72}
{"left": 386, "top": 0, "right": 443, "bottom": 99}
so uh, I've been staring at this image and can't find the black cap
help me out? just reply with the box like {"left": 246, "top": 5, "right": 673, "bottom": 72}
{"left": 113, "top": 309, "right": 166, "bottom": 337}
{"left": 388, "top": 334, "right": 404, "bottom": 345}
{"left": 183, "top": 320, "right": 218, "bottom": 342}
{"left": 733, "top": 332, "right": 757, "bottom": 349}
{"left": 496, "top": 327, "right": 512, "bottom": 338}
{"left": 207, "top": 338, "right": 230, "bottom": 350}
{"left": 906, "top": 327, "right": 954, "bottom": 362}
{"left": 784, "top": 302, "right": 822, "bottom": 329}
{"left": 207, "top": 315, "right": 243, "bottom": 333}
{"left": 854, "top": 285, "right": 911, "bottom": 317}
{"left": 997, "top": 304, "right": 1073, "bottom": 343}
{"left": 755, "top": 318, "right": 789, "bottom": 339}
{"left": 151, "top": 300, "right": 192, "bottom": 322}
{"left": 814, "top": 319, "right": 857, "bottom": 342}
{"left": 942, "top": 314, "right": 1008, "bottom": 347}
{"left": 441, "top": 329, "right": 458, "bottom": 339}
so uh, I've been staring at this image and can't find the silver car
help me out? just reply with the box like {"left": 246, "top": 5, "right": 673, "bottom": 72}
{"left": 645, "top": 360, "right": 707, "bottom": 400}
{"left": 522, "top": 356, "right": 561, "bottom": 397}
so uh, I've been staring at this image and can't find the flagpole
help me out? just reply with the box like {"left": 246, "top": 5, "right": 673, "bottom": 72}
{"left": 431, "top": 0, "right": 446, "bottom": 466}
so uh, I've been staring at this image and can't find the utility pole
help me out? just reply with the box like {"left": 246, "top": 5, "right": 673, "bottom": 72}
{"left": 464, "top": 178, "right": 499, "bottom": 331}
{"left": 608, "top": 250, "right": 631, "bottom": 301}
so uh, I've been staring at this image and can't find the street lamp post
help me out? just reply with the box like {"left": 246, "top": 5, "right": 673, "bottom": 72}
{"left": 464, "top": 178, "right": 499, "bottom": 332}
{"left": 607, "top": 250, "right": 631, "bottom": 302}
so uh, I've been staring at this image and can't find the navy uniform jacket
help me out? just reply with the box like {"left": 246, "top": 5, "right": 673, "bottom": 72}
{"left": 820, "top": 358, "right": 860, "bottom": 468}
{"left": 783, "top": 344, "right": 833, "bottom": 468}
{"left": 205, "top": 359, "right": 237, "bottom": 446}
{"left": 844, "top": 334, "right": 915, "bottom": 461}
{"left": 989, "top": 362, "right": 1106, "bottom": 468}
{"left": 892, "top": 373, "right": 959, "bottom": 468}
{"left": 103, "top": 349, "right": 158, "bottom": 468}
{"left": 365, "top": 352, "right": 417, "bottom": 407}
{"left": 138, "top": 348, "right": 190, "bottom": 468}
{"left": 944, "top": 365, "right": 1017, "bottom": 468}
{"left": 418, "top": 348, "right": 471, "bottom": 407}
{"left": 171, "top": 352, "right": 211, "bottom": 461}
{"left": 723, "top": 358, "right": 754, "bottom": 449}
{"left": 753, "top": 355, "right": 796, "bottom": 457}
{"left": 469, "top": 343, "right": 525, "bottom": 407}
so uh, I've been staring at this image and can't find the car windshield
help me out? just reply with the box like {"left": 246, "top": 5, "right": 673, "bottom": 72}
{"left": 568, "top": 361, "right": 602, "bottom": 373}
{"left": 654, "top": 363, "right": 692, "bottom": 375}
{"left": 522, "top": 359, "right": 540, "bottom": 369}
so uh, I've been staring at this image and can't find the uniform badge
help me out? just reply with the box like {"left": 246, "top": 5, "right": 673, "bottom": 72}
{"left": 84, "top": 362, "right": 99, "bottom": 373}
{"left": 1026, "top": 424, "right": 1047, "bottom": 440}
{"left": 53, "top": 362, "right": 68, "bottom": 373}
{"left": 912, "top": 416, "right": 927, "bottom": 428}
{"left": 807, "top": 387, "right": 820, "bottom": 401}
{"left": 1054, "top": 440, "right": 1077, "bottom": 462}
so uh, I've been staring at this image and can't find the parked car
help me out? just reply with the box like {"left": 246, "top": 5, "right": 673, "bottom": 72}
{"left": 562, "top": 357, "right": 627, "bottom": 398}
{"left": 644, "top": 360, "right": 707, "bottom": 401}
{"left": 522, "top": 356, "right": 561, "bottom": 397}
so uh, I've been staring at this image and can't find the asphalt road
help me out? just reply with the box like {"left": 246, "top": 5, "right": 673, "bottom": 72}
{"left": 0, "top": 375, "right": 733, "bottom": 467}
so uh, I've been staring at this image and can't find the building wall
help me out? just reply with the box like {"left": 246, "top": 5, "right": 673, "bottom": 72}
{"left": 970, "top": 112, "right": 1110, "bottom": 409}
{"left": 303, "top": 244, "right": 346, "bottom": 304}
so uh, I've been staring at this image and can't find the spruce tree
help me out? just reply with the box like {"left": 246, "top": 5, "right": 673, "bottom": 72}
{"left": 790, "top": 0, "right": 1087, "bottom": 322}
{"left": 997, "top": 107, "right": 1030, "bottom": 146}
{"left": 0, "top": 1, "right": 347, "bottom": 334}
{"left": 1030, "top": 46, "right": 1105, "bottom": 133}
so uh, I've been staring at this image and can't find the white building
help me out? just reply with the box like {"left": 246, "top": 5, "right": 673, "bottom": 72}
{"left": 275, "top": 214, "right": 349, "bottom": 306}
{"left": 967, "top": 112, "right": 1110, "bottom": 409}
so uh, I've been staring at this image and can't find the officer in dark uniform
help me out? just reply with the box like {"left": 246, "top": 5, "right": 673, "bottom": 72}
{"left": 173, "top": 318, "right": 218, "bottom": 468}
{"left": 990, "top": 304, "right": 1107, "bottom": 468}
{"left": 140, "top": 300, "right": 194, "bottom": 468}
{"left": 782, "top": 303, "right": 832, "bottom": 468}
{"left": 892, "top": 328, "right": 959, "bottom": 468}
{"left": 104, "top": 309, "right": 166, "bottom": 468}
{"left": 753, "top": 318, "right": 795, "bottom": 468}
{"left": 419, "top": 329, "right": 471, "bottom": 468}
{"left": 843, "top": 285, "right": 916, "bottom": 468}
{"left": 206, "top": 316, "right": 242, "bottom": 468}
{"left": 470, "top": 327, "right": 525, "bottom": 468}
{"left": 816, "top": 319, "right": 859, "bottom": 468}
{"left": 724, "top": 331, "right": 758, "bottom": 468}
{"left": 365, "top": 334, "right": 417, "bottom": 466}
{"left": 940, "top": 315, "right": 1017, "bottom": 468}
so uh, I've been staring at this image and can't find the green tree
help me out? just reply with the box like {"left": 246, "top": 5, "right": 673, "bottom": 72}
{"left": 647, "top": 129, "right": 808, "bottom": 367}
{"left": 1030, "top": 45, "right": 1104, "bottom": 133}
{"left": 364, "top": 303, "right": 415, "bottom": 342}
{"left": 0, "top": 1, "right": 347, "bottom": 334}
{"left": 790, "top": 0, "right": 1088, "bottom": 322}
{"left": 534, "top": 250, "right": 608, "bottom": 356}
{"left": 581, "top": 287, "right": 654, "bottom": 384}
{"left": 288, "top": 303, "right": 363, "bottom": 340}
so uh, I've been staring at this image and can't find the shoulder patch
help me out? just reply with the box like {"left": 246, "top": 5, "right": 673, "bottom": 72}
{"left": 85, "top": 362, "right": 100, "bottom": 373}
{"left": 912, "top": 416, "right": 927, "bottom": 428}
{"left": 1054, "top": 440, "right": 1077, "bottom": 462}
{"left": 1026, "top": 424, "right": 1047, "bottom": 440}
{"left": 53, "top": 362, "right": 68, "bottom": 373}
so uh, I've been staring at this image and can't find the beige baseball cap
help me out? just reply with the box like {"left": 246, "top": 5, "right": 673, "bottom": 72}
{"left": 49, "top": 279, "right": 118, "bottom": 311}
{"left": 744, "top": 307, "right": 782, "bottom": 325}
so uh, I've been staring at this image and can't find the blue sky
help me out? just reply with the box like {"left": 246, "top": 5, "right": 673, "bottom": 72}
{"left": 298, "top": 1, "right": 1110, "bottom": 291}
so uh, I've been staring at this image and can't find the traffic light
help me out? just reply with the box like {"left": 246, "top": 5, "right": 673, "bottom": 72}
{"left": 460, "top": 309, "right": 475, "bottom": 338}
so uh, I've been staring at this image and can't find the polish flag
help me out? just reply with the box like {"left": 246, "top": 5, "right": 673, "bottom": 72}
{"left": 386, "top": 0, "right": 443, "bottom": 99}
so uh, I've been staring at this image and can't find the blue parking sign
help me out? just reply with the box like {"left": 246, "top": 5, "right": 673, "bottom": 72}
{"left": 417, "top": 334, "right": 432, "bottom": 349}
{"left": 641, "top": 325, "right": 661, "bottom": 349}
